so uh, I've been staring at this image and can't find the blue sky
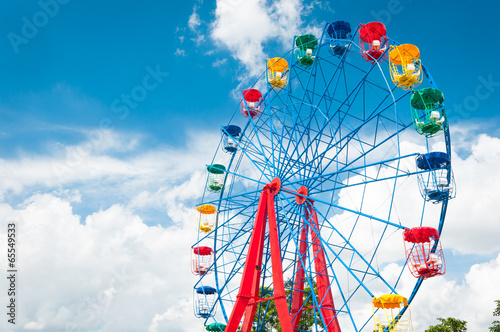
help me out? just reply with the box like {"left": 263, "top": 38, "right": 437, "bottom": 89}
{"left": 1, "top": 1, "right": 235, "bottom": 154}
{"left": 1, "top": 0, "right": 499, "bottom": 153}
{"left": 0, "top": 0, "right": 500, "bottom": 331}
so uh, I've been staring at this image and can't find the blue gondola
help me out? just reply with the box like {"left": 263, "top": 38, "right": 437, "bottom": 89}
{"left": 194, "top": 286, "right": 217, "bottom": 318}
{"left": 416, "top": 152, "right": 455, "bottom": 203}
{"left": 327, "top": 21, "right": 351, "bottom": 56}
{"left": 222, "top": 125, "right": 241, "bottom": 153}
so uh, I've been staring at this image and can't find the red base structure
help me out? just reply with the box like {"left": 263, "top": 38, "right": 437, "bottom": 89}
{"left": 225, "top": 179, "right": 341, "bottom": 332}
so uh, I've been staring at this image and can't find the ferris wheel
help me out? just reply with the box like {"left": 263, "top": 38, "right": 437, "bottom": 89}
{"left": 191, "top": 21, "right": 454, "bottom": 332}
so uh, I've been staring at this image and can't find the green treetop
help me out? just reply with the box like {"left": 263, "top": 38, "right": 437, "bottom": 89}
{"left": 490, "top": 300, "right": 500, "bottom": 332}
{"left": 425, "top": 317, "right": 467, "bottom": 332}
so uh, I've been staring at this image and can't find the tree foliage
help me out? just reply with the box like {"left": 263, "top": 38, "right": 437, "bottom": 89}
{"left": 494, "top": 300, "right": 500, "bottom": 317}
{"left": 490, "top": 300, "right": 500, "bottom": 332}
{"left": 425, "top": 317, "right": 467, "bottom": 332}
{"left": 253, "top": 281, "right": 323, "bottom": 332}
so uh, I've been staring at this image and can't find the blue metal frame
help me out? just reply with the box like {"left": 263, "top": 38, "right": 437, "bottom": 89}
{"left": 192, "top": 22, "right": 453, "bottom": 332}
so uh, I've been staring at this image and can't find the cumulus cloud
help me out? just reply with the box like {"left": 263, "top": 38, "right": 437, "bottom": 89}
{"left": 340, "top": 254, "right": 500, "bottom": 331}
{"left": 330, "top": 130, "right": 500, "bottom": 258}
{"left": 0, "top": 123, "right": 217, "bottom": 331}
{"left": 1, "top": 96, "right": 499, "bottom": 331}
{"left": 0, "top": 120, "right": 221, "bottom": 328}
{"left": 330, "top": 131, "right": 500, "bottom": 330}
{"left": 175, "top": 48, "right": 186, "bottom": 56}
{"left": 1, "top": 128, "right": 213, "bottom": 189}
{"left": 0, "top": 192, "right": 200, "bottom": 331}
{"left": 443, "top": 133, "right": 500, "bottom": 254}
{"left": 0, "top": 189, "right": 497, "bottom": 331}
{"left": 409, "top": 254, "right": 500, "bottom": 331}
{"left": 212, "top": 58, "right": 228, "bottom": 67}
{"left": 210, "top": 0, "right": 322, "bottom": 78}
{"left": 0, "top": 127, "right": 218, "bottom": 228}
{"left": 188, "top": 6, "right": 202, "bottom": 32}
{"left": 2, "top": 2, "right": 496, "bottom": 331}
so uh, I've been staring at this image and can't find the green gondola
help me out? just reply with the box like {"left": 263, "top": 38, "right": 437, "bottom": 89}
{"left": 411, "top": 88, "right": 446, "bottom": 137}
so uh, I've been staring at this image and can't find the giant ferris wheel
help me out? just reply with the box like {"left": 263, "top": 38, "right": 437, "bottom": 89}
{"left": 191, "top": 21, "right": 455, "bottom": 332}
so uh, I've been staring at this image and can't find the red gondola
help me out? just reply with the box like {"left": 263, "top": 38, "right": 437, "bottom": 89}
{"left": 191, "top": 246, "right": 214, "bottom": 276}
{"left": 240, "top": 89, "right": 264, "bottom": 118}
{"left": 359, "top": 22, "right": 389, "bottom": 63}
{"left": 403, "top": 227, "right": 445, "bottom": 279}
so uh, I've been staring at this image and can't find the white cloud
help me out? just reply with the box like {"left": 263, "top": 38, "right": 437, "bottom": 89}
{"left": 409, "top": 254, "right": 500, "bottom": 331}
{"left": 175, "top": 48, "right": 186, "bottom": 56}
{"left": 1, "top": 188, "right": 497, "bottom": 331}
{"left": 0, "top": 128, "right": 218, "bottom": 226}
{"left": 328, "top": 131, "right": 500, "bottom": 330}
{"left": 188, "top": 6, "right": 202, "bottom": 32}
{"left": 303, "top": 0, "right": 333, "bottom": 13}
{"left": 444, "top": 133, "right": 500, "bottom": 254}
{"left": 191, "top": 34, "right": 205, "bottom": 46}
{"left": 174, "top": 26, "right": 186, "bottom": 44}
{"left": 1, "top": 96, "right": 499, "bottom": 331}
{"left": 212, "top": 58, "right": 227, "bottom": 67}
{"left": 0, "top": 120, "right": 219, "bottom": 332}
{"left": 0, "top": 189, "right": 202, "bottom": 331}
{"left": 148, "top": 299, "right": 192, "bottom": 332}
{"left": 210, "top": 0, "right": 322, "bottom": 78}
{"left": 329, "top": 131, "right": 500, "bottom": 258}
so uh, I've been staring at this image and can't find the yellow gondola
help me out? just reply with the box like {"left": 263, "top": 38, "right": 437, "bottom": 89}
{"left": 196, "top": 204, "right": 217, "bottom": 233}
{"left": 372, "top": 294, "right": 413, "bottom": 331}
{"left": 267, "top": 57, "right": 289, "bottom": 90}
{"left": 389, "top": 44, "right": 422, "bottom": 90}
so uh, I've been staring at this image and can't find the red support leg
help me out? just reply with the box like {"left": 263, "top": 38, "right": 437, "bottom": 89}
{"left": 225, "top": 190, "right": 269, "bottom": 332}
{"left": 240, "top": 191, "right": 269, "bottom": 332}
{"left": 225, "top": 180, "right": 340, "bottom": 332}
{"left": 290, "top": 216, "right": 308, "bottom": 330}
{"left": 307, "top": 202, "right": 341, "bottom": 332}
{"left": 266, "top": 189, "right": 294, "bottom": 332}
{"left": 225, "top": 179, "right": 293, "bottom": 332}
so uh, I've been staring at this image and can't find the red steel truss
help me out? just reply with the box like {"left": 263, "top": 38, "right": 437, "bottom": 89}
{"left": 225, "top": 178, "right": 341, "bottom": 332}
